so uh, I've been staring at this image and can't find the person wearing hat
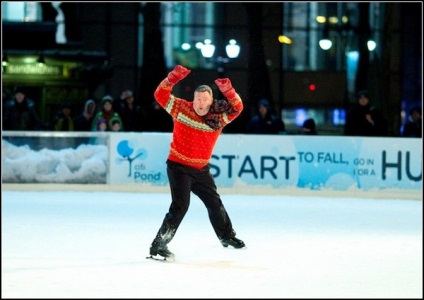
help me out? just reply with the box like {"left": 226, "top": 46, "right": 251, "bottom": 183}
{"left": 3, "top": 86, "right": 44, "bottom": 131}
{"left": 109, "top": 115, "right": 123, "bottom": 132}
{"left": 344, "top": 90, "right": 388, "bottom": 136}
{"left": 51, "top": 100, "right": 74, "bottom": 131}
{"left": 73, "top": 99, "right": 96, "bottom": 131}
{"left": 246, "top": 98, "right": 286, "bottom": 134}
{"left": 116, "top": 89, "right": 146, "bottom": 132}
{"left": 91, "top": 95, "right": 123, "bottom": 131}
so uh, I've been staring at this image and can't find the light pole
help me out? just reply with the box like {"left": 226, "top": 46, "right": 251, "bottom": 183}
{"left": 198, "top": 38, "right": 240, "bottom": 78}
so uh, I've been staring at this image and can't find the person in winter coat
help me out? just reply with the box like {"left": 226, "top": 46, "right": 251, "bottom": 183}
{"left": 3, "top": 86, "right": 43, "bottom": 131}
{"left": 148, "top": 65, "right": 246, "bottom": 261}
{"left": 301, "top": 118, "right": 318, "bottom": 135}
{"left": 246, "top": 98, "right": 286, "bottom": 134}
{"left": 401, "top": 106, "right": 422, "bottom": 138}
{"left": 73, "top": 99, "right": 96, "bottom": 131}
{"left": 145, "top": 100, "right": 174, "bottom": 132}
{"left": 51, "top": 101, "right": 74, "bottom": 131}
{"left": 116, "top": 89, "right": 146, "bottom": 132}
{"left": 91, "top": 95, "right": 123, "bottom": 131}
{"left": 344, "top": 90, "right": 388, "bottom": 136}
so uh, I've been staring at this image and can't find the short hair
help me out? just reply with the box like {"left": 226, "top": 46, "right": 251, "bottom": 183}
{"left": 357, "top": 90, "right": 369, "bottom": 99}
{"left": 194, "top": 85, "right": 213, "bottom": 98}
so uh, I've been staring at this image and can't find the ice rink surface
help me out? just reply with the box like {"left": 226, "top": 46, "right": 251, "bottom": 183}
{"left": 2, "top": 190, "right": 422, "bottom": 298}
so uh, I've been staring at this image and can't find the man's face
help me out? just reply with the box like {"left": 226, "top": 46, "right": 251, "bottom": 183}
{"left": 259, "top": 104, "right": 268, "bottom": 117}
{"left": 193, "top": 91, "right": 213, "bottom": 116}
{"left": 15, "top": 92, "right": 25, "bottom": 103}
{"left": 358, "top": 96, "right": 369, "bottom": 106}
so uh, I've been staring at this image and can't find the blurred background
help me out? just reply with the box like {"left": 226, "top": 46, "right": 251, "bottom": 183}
{"left": 2, "top": 2, "right": 422, "bottom": 135}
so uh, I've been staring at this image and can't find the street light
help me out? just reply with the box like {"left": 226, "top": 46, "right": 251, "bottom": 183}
{"left": 226, "top": 39, "right": 241, "bottom": 58}
{"left": 199, "top": 38, "right": 240, "bottom": 78}
{"left": 319, "top": 38, "right": 333, "bottom": 50}
{"left": 200, "top": 39, "right": 215, "bottom": 58}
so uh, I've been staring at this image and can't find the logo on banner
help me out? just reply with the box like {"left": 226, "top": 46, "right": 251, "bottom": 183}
{"left": 115, "top": 140, "right": 146, "bottom": 177}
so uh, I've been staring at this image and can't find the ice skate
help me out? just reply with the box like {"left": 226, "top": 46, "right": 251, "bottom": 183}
{"left": 147, "top": 242, "right": 175, "bottom": 262}
{"left": 147, "top": 222, "right": 177, "bottom": 262}
{"left": 220, "top": 236, "right": 246, "bottom": 249}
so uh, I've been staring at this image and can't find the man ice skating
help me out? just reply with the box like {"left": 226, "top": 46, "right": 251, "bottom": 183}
{"left": 148, "top": 65, "right": 246, "bottom": 261}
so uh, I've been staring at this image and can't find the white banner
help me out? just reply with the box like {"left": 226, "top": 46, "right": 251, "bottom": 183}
{"left": 109, "top": 133, "right": 422, "bottom": 192}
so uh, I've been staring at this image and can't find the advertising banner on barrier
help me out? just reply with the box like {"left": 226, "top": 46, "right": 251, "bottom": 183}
{"left": 109, "top": 133, "right": 422, "bottom": 192}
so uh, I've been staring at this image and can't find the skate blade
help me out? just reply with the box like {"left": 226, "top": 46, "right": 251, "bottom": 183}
{"left": 146, "top": 255, "right": 175, "bottom": 262}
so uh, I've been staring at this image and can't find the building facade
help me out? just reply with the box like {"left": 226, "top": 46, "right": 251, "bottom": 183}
{"left": 2, "top": 2, "right": 422, "bottom": 135}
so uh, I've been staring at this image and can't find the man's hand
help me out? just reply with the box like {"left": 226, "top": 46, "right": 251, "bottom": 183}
{"left": 215, "top": 78, "right": 236, "bottom": 99}
{"left": 167, "top": 65, "right": 191, "bottom": 85}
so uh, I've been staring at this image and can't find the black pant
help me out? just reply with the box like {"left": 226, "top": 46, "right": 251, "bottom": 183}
{"left": 160, "top": 159, "right": 236, "bottom": 241}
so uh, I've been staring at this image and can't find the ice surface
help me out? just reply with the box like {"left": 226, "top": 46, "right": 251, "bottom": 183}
{"left": 2, "top": 190, "right": 422, "bottom": 298}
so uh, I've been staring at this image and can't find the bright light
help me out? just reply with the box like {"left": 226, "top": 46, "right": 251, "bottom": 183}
{"left": 328, "top": 16, "right": 338, "bottom": 24}
{"left": 367, "top": 40, "right": 377, "bottom": 51}
{"left": 181, "top": 43, "right": 191, "bottom": 51}
{"left": 319, "top": 39, "right": 332, "bottom": 50}
{"left": 225, "top": 39, "right": 240, "bottom": 58}
{"left": 200, "top": 39, "right": 215, "bottom": 58}
{"left": 316, "top": 16, "right": 326, "bottom": 23}
{"left": 278, "top": 35, "right": 292, "bottom": 44}
{"left": 295, "top": 108, "right": 308, "bottom": 126}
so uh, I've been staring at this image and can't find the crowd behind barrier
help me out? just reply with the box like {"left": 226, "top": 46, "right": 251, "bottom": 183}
{"left": 2, "top": 131, "right": 422, "bottom": 200}
{"left": 3, "top": 86, "right": 422, "bottom": 138}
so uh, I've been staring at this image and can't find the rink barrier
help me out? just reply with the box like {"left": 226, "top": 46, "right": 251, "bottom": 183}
{"left": 2, "top": 131, "right": 422, "bottom": 200}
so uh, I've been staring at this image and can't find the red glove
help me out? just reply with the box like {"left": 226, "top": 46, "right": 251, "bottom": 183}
{"left": 167, "top": 65, "right": 191, "bottom": 85}
{"left": 215, "top": 78, "right": 236, "bottom": 99}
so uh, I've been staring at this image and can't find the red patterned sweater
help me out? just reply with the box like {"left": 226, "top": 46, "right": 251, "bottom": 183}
{"left": 154, "top": 79, "right": 243, "bottom": 169}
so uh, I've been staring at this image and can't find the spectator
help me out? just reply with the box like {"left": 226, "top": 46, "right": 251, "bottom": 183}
{"left": 110, "top": 115, "right": 123, "bottom": 132}
{"left": 301, "top": 118, "right": 318, "bottom": 135}
{"left": 246, "top": 98, "right": 286, "bottom": 134}
{"left": 344, "top": 90, "right": 388, "bottom": 136}
{"left": 117, "top": 89, "right": 146, "bottom": 132}
{"left": 90, "top": 117, "right": 108, "bottom": 145}
{"left": 113, "top": 89, "right": 129, "bottom": 113}
{"left": 401, "top": 106, "right": 422, "bottom": 138}
{"left": 51, "top": 101, "right": 74, "bottom": 131}
{"left": 145, "top": 100, "right": 174, "bottom": 132}
{"left": 2, "top": 86, "right": 44, "bottom": 131}
{"left": 73, "top": 99, "right": 96, "bottom": 131}
{"left": 95, "top": 117, "right": 108, "bottom": 131}
{"left": 91, "top": 95, "right": 123, "bottom": 131}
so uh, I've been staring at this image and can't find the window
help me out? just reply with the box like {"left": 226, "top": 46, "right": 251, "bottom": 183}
{"left": 161, "top": 2, "right": 215, "bottom": 68}
{"left": 2, "top": 2, "right": 66, "bottom": 44}
{"left": 2, "top": 2, "right": 41, "bottom": 22}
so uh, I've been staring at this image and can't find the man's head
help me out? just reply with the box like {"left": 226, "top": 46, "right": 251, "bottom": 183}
{"left": 61, "top": 101, "right": 71, "bottom": 116}
{"left": 357, "top": 90, "right": 370, "bottom": 107}
{"left": 258, "top": 99, "right": 271, "bottom": 118}
{"left": 121, "top": 90, "right": 134, "bottom": 103}
{"left": 14, "top": 86, "right": 26, "bottom": 103}
{"left": 193, "top": 85, "right": 213, "bottom": 116}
